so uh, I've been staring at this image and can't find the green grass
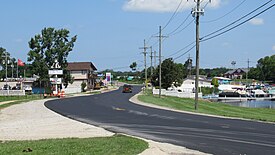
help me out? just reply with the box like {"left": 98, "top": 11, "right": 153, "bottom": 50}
{"left": 0, "top": 95, "right": 43, "bottom": 110}
{"left": 0, "top": 134, "right": 148, "bottom": 155}
{"left": 0, "top": 95, "right": 42, "bottom": 102}
{"left": 138, "top": 93, "right": 275, "bottom": 122}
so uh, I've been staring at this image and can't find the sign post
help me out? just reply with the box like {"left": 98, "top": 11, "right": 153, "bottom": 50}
{"left": 49, "top": 60, "right": 63, "bottom": 96}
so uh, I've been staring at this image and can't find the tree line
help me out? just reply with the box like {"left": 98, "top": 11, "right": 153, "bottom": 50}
{"left": 0, "top": 27, "right": 77, "bottom": 88}
{"left": 124, "top": 54, "right": 275, "bottom": 89}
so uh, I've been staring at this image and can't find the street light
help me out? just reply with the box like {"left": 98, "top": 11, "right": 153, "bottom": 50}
{"left": 11, "top": 63, "right": 14, "bottom": 80}
{"left": 1, "top": 51, "right": 9, "bottom": 85}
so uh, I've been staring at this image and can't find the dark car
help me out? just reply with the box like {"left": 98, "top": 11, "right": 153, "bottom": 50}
{"left": 122, "top": 84, "right": 132, "bottom": 93}
{"left": 2, "top": 84, "right": 11, "bottom": 90}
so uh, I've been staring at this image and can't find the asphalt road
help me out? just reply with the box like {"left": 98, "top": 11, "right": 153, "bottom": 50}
{"left": 45, "top": 86, "right": 275, "bottom": 155}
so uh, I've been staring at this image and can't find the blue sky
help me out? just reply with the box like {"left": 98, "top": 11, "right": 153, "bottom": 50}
{"left": 0, "top": 0, "right": 274, "bottom": 71}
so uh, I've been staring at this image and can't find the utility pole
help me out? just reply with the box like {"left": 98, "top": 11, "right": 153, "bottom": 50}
{"left": 11, "top": 63, "right": 14, "bottom": 79}
{"left": 140, "top": 39, "right": 149, "bottom": 89}
{"left": 192, "top": 0, "right": 205, "bottom": 110}
{"left": 155, "top": 26, "right": 168, "bottom": 98}
{"left": 187, "top": 54, "right": 192, "bottom": 77}
{"left": 246, "top": 58, "right": 250, "bottom": 85}
{"left": 150, "top": 46, "right": 153, "bottom": 78}
{"left": 154, "top": 50, "right": 157, "bottom": 69}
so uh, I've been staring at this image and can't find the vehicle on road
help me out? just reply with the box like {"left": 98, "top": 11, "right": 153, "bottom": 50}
{"left": 122, "top": 84, "right": 132, "bottom": 93}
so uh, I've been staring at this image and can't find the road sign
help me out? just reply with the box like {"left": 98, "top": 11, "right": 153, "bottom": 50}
{"left": 50, "top": 78, "right": 62, "bottom": 84}
{"left": 48, "top": 70, "right": 63, "bottom": 75}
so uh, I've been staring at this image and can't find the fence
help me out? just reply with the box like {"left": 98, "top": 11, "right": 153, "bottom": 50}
{"left": 0, "top": 90, "right": 25, "bottom": 96}
{"left": 152, "top": 88, "right": 202, "bottom": 98}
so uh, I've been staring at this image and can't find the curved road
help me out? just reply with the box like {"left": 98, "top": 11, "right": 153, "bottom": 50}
{"left": 45, "top": 86, "right": 275, "bottom": 155}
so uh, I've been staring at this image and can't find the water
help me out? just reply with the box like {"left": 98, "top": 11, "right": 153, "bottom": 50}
{"left": 224, "top": 100, "right": 275, "bottom": 109}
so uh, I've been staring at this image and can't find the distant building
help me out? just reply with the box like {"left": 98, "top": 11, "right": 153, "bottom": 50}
{"left": 174, "top": 75, "right": 212, "bottom": 92}
{"left": 224, "top": 68, "right": 248, "bottom": 79}
{"left": 213, "top": 77, "right": 232, "bottom": 85}
{"left": 66, "top": 62, "right": 97, "bottom": 93}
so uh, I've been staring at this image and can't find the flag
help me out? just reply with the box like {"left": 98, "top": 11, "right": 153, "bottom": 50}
{"left": 18, "top": 59, "right": 25, "bottom": 66}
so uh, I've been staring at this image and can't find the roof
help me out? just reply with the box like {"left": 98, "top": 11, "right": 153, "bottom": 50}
{"left": 67, "top": 62, "right": 97, "bottom": 71}
{"left": 213, "top": 77, "right": 232, "bottom": 80}
{"left": 225, "top": 68, "right": 248, "bottom": 75}
{"left": 184, "top": 75, "right": 211, "bottom": 83}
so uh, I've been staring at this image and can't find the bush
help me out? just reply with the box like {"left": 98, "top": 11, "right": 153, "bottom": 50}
{"left": 201, "top": 87, "right": 219, "bottom": 95}
{"left": 201, "top": 87, "right": 213, "bottom": 95}
{"left": 81, "top": 82, "right": 87, "bottom": 92}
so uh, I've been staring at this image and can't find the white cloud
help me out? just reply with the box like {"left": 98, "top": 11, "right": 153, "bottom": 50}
{"left": 272, "top": 45, "right": 275, "bottom": 51}
{"left": 249, "top": 18, "right": 264, "bottom": 25}
{"left": 123, "top": 0, "right": 221, "bottom": 13}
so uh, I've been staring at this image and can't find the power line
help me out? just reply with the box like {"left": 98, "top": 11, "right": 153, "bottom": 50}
{"left": 162, "top": 0, "right": 184, "bottom": 30}
{"left": 201, "top": 0, "right": 273, "bottom": 39}
{"left": 166, "top": 1, "right": 208, "bottom": 38}
{"left": 167, "top": 41, "right": 196, "bottom": 58}
{"left": 201, "top": 3, "right": 275, "bottom": 42}
{"left": 173, "top": 45, "right": 196, "bottom": 60}
{"left": 202, "top": 0, "right": 247, "bottom": 23}
{"left": 167, "top": 14, "right": 193, "bottom": 36}
{"left": 146, "top": 0, "right": 186, "bottom": 45}
{"left": 171, "top": 1, "right": 273, "bottom": 61}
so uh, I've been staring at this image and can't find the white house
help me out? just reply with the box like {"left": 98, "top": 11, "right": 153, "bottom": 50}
{"left": 174, "top": 75, "right": 212, "bottom": 92}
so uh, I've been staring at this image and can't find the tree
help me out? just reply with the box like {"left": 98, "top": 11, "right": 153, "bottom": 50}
{"left": 129, "top": 62, "right": 137, "bottom": 71}
{"left": 27, "top": 27, "right": 77, "bottom": 87}
{"left": 249, "top": 55, "right": 275, "bottom": 83}
{"left": 152, "top": 58, "right": 184, "bottom": 89}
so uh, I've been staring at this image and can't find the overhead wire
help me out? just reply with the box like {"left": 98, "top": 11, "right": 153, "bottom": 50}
{"left": 146, "top": 0, "right": 185, "bottom": 45}
{"left": 165, "top": 1, "right": 210, "bottom": 60}
{"left": 201, "top": 0, "right": 273, "bottom": 39}
{"left": 200, "top": 3, "right": 275, "bottom": 42}
{"left": 201, "top": 0, "right": 247, "bottom": 23}
{"left": 162, "top": 0, "right": 184, "bottom": 30}
{"left": 173, "top": 45, "right": 196, "bottom": 60}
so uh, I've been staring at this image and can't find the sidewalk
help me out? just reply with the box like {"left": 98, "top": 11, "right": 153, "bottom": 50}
{"left": 0, "top": 93, "right": 209, "bottom": 155}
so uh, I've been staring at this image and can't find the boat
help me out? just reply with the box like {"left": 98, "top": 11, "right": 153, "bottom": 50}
{"left": 268, "top": 86, "right": 275, "bottom": 101}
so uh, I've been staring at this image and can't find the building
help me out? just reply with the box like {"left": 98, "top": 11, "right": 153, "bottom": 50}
{"left": 66, "top": 62, "right": 97, "bottom": 93}
{"left": 174, "top": 75, "right": 212, "bottom": 92}
{"left": 224, "top": 68, "right": 248, "bottom": 79}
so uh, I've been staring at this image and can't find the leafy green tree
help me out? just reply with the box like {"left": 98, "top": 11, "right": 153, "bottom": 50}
{"left": 152, "top": 58, "right": 184, "bottom": 89}
{"left": 249, "top": 55, "right": 275, "bottom": 82}
{"left": 27, "top": 27, "right": 77, "bottom": 87}
{"left": 130, "top": 62, "right": 137, "bottom": 71}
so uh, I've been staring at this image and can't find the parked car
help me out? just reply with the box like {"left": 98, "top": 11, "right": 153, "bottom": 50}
{"left": 12, "top": 86, "right": 20, "bottom": 90}
{"left": 122, "top": 84, "right": 132, "bottom": 93}
{"left": 2, "top": 84, "right": 11, "bottom": 90}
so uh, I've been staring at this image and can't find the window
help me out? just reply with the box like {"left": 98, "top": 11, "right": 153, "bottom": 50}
{"left": 82, "top": 70, "right": 87, "bottom": 75}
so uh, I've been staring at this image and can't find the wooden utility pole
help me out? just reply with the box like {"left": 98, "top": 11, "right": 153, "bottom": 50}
{"left": 150, "top": 46, "right": 153, "bottom": 78}
{"left": 192, "top": 0, "right": 205, "bottom": 110}
{"left": 154, "top": 26, "right": 167, "bottom": 98}
{"left": 140, "top": 39, "right": 149, "bottom": 88}
{"left": 246, "top": 58, "right": 251, "bottom": 85}
{"left": 187, "top": 54, "right": 192, "bottom": 77}
{"left": 154, "top": 50, "right": 157, "bottom": 69}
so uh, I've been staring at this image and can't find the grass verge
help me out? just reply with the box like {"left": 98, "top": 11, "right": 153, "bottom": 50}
{"left": 0, "top": 95, "right": 43, "bottom": 102}
{"left": 0, "top": 134, "right": 148, "bottom": 155}
{"left": 0, "top": 95, "right": 43, "bottom": 110}
{"left": 138, "top": 93, "right": 275, "bottom": 122}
